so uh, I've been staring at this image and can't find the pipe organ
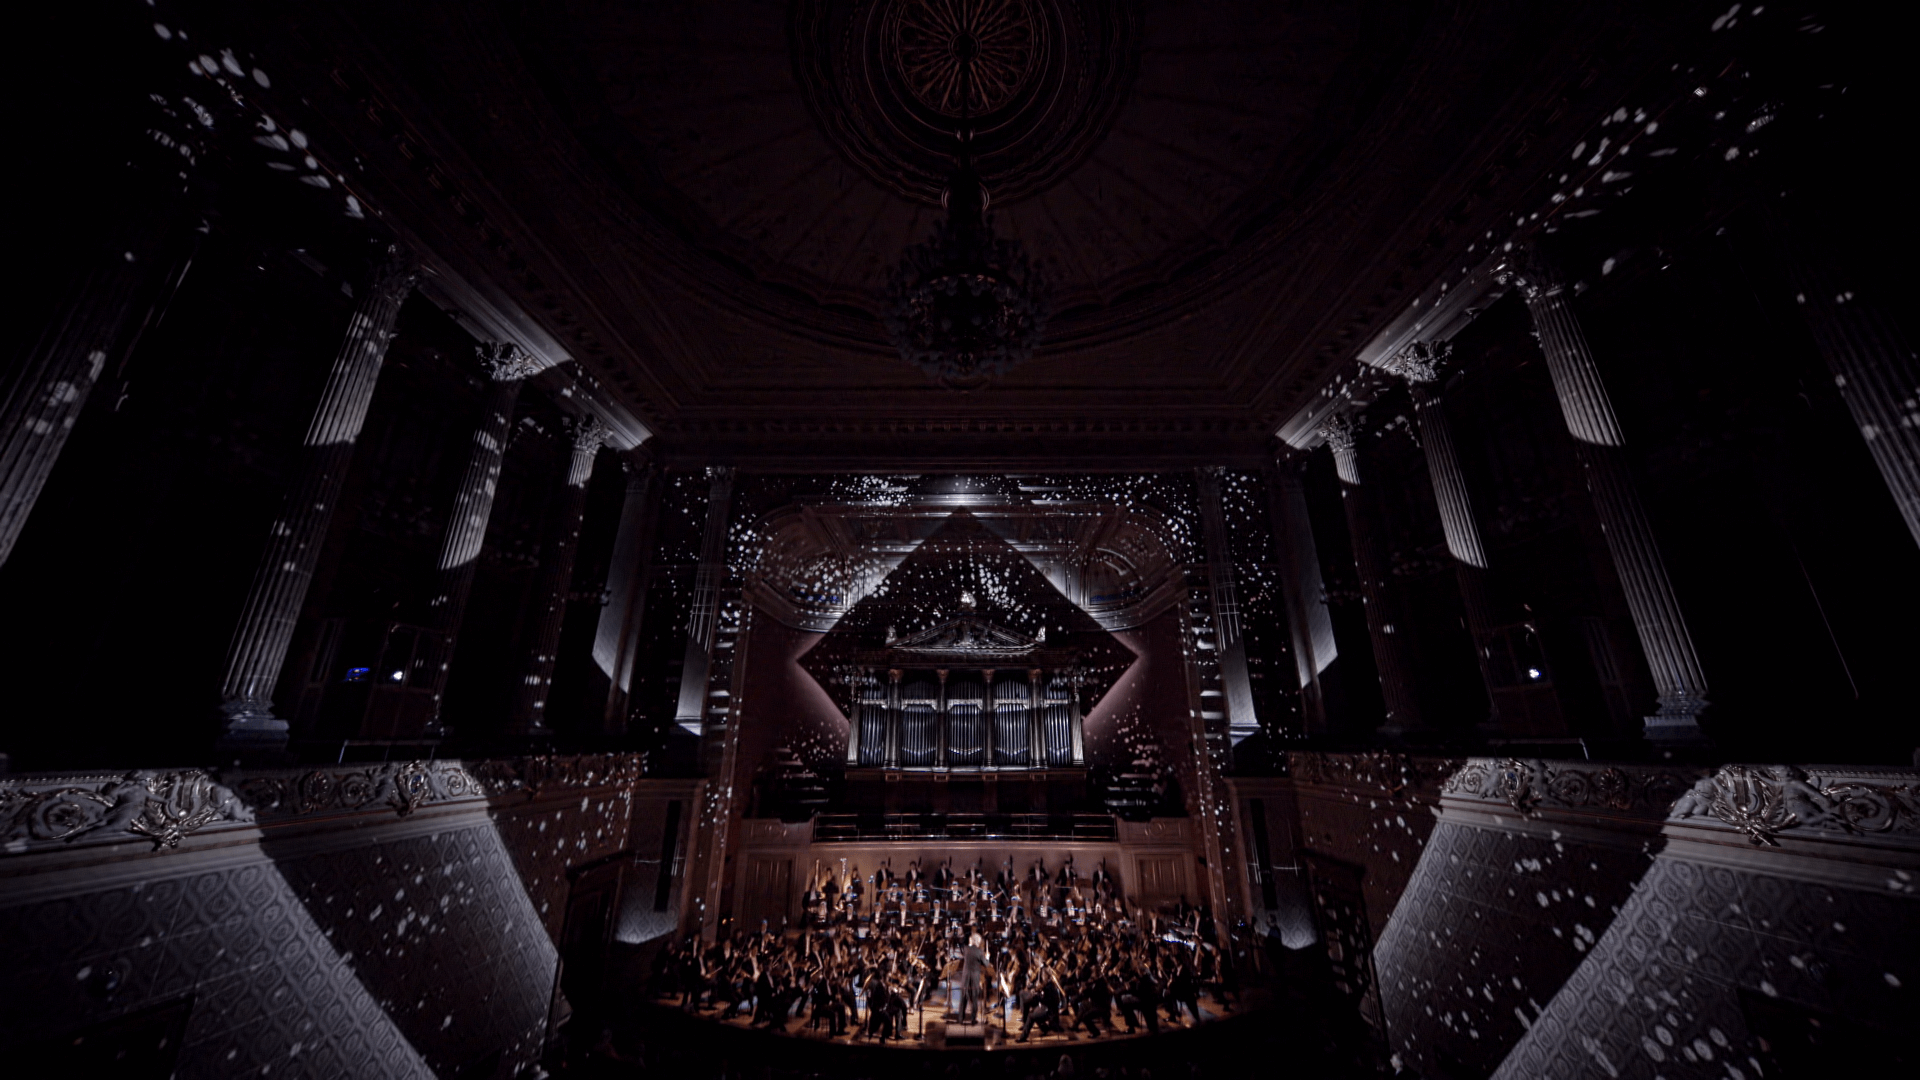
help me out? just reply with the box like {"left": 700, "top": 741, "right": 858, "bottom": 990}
{"left": 844, "top": 615, "right": 1087, "bottom": 770}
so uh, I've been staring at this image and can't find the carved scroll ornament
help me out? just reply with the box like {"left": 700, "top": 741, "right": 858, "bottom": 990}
{"left": 1, "top": 770, "right": 251, "bottom": 852}
{"left": 1, "top": 754, "right": 643, "bottom": 857}
{"left": 1669, "top": 764, "right": 1920, "bottom": 846}
{"left": 1439, "top": 758, "right": 1700, "bottom": 819}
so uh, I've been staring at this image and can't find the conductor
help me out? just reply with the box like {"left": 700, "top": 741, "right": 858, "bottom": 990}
{"left": 958, "top": 933, "right": 989, "bottom": 1023}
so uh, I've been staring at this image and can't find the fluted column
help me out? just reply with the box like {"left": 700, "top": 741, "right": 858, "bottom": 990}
{"left": 423, "top": 342, "right": 544, "bottom": 737}
{"left": 594, "top": 446, "right": 658, "bottom": 736}
{"left": 0, "top": 154, "right": 189, "bottom": 569}
{"left": 1768, "top": 203, "right": 1920, "bottom": 548}
{"left": 1389, "top": 342, "right": 1507, "bottom": 730}
{"left": 216, "top": 248, "right": 420, "bottom": 751}
{"left": 507, "top": 418, "right": 611, "bottom": 740}
{"left": 1196, "top": 466, "right": 1260, "bottom": 743}
{"left": 1269, "top": 455, "right": 1336, "bottom": 736}
{"left": 674, "top": 466, "right": 736, "bottom": 735}
{"left": 1508, "top": 253, "right": 1710, "bottom": 742}
{"left": 1319, "top": 413, "right": 1426, "bottom": 737}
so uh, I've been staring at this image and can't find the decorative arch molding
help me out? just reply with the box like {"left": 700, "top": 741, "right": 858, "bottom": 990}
{"left": 738, "top": 499, "right": 1186, "bottom": 633}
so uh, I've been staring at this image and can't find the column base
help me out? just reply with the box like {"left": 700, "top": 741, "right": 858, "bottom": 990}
{"left": 498, "top": 725, "right": 554, "bottom": 754}
{"left": 1643, "top": 696, "right": 1711, "bottom": 749}
{"left": 216, "top": 699, "right": 292, "bottom": 761}
{"left": 1376, "top": 722, "right": 1451, "bottom": 750}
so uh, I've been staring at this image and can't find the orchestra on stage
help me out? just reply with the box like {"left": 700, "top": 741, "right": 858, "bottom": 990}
{"left": 652, "top": 855, "right": 1238, "bottom": 1044}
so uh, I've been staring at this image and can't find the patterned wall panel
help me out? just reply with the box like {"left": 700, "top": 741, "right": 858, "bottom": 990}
{"left": 1371, "top": 818, "right": 1656, "bottom": 1078}
{"left": 1, "top": 856, "right": 435, "bottom": 1078}
{"left": 1, "top": 755, "right": 647, "bottom": 1080}
{"left": 1491, "top": 856, "right": 1917, "bottom": 1079}
{"left": 260, "top": 820, "right": 566, "bottom": 1077}
{"left": 1366, "top": 758, "right": 1704, "bottom": 1077}
{"left": 1288, "top": 753, "right": 1460, "bottom": 939}
{"left": 1489, "top": 764, "right": 1920, "bottom": 1080}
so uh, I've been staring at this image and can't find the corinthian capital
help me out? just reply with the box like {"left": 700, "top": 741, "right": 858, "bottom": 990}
{"left": 367, "top": 243, "right": 424, "bottom": 304}
{"left": 1318, "top": 411, "right": 1366, "bottom": 484}
{"left": 621, "top": 443, "right": 658, "bottom": 483}
{"left": 1494, "top": 243, "right": 1565, "bottom": 300}
{"left": 1316, "top": 412, "right": 1360, "bottom": 453}
{"left": 1386, "top": 340, "right": 1451, "bottom": 385}
{"left": 572, "top": 417, "right": 614, "bottom": 453}
{"left": 478, "top": 342, "right": 542, "bottom": 382}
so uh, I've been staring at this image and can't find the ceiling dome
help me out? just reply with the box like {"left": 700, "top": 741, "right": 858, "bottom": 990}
{"left": 525, "top": 0, "right": 1393, "bottom": 325}
{"left": 263, "top": 0, "right": 1625, "bottom": 450}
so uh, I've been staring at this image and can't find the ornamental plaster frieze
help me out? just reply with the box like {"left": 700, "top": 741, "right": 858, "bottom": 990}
{"left": 0, "top": 770, "right": 252, "bottom": 855}
{"left": 1665, "top": 763, "right": 1920, "bottom": 854}
{"left": 1432, "top": 757, "right": 1707, "bottom": 854}
{"left": 231, "top": 753, "right": 643, "bottom": 824}
{"left": 1440, "top": 757, "right": 1705, "bottom": 823}
{"left": 1282, "top": 751, "right": 1464, "bottom": 803}
{"left": 1432, "top": 759, "right": 1920, "bottom": 848}
{"left": 0, "top": 754, "right": 644, "bottom": 859}
{"left": 1650, "top": 765, "right": 1920, "bottom": 924}
{"left": 1429, "top": 759, "right": 1920, "bottom": 886}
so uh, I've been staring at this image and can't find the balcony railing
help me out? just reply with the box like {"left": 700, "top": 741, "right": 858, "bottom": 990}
{"left": 810, "top": 811, "right": 1117, "bottom": 842}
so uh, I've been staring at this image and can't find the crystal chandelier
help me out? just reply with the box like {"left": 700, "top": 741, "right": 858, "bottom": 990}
{"left": 881, "top": 25, "right": 1050, "bottom": 389}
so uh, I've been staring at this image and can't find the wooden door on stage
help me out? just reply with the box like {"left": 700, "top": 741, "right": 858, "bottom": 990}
{"left": 742, "top": 856, "right": 793, "bottom": 928}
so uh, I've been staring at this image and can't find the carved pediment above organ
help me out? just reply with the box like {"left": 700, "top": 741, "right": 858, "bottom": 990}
{"left": 891, "top": 615, "right": 1037, "bottom": 658}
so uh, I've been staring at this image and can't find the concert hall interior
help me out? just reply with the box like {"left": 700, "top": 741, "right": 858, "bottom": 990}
{"left": 4, "top": 2, "right": 1917, "bottom": 1078}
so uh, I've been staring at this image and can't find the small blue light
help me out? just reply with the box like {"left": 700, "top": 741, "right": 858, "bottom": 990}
{"left": 344, "top": 667, "right": 370, "bottom": 683}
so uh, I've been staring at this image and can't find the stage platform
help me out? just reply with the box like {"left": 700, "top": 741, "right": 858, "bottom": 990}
{"left": 650, "top": 987, "right": 1244, "bottom": 1050}
{"left": 540, "top": 940, "right": 1388, "bottom": 1078}
{"left": 558, "top": 995, "right": 1353, "bottom": 1080}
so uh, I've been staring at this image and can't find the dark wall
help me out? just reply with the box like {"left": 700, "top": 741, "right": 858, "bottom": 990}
{"left": 0, "top": 208, "right": 374, "bottom": 768}
{"left": 1301, "top": 450, "right": 1389, "bottom": 743}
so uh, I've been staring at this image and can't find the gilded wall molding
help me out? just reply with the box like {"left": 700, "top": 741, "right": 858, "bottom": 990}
{"left": 1668, "top": 763, "right": 1920, "bottom": 847}
{"left": 1, "top": 770, "right": 251, "bottom": 853}
{"left": 1439, "top": 757, "right": 1703, "bottom": 822}
{"left": 1283, "top": 751, "right": 1463, "bottom": 801}
{"left": 0, "top": 754, "right": 644, "bottom": 857}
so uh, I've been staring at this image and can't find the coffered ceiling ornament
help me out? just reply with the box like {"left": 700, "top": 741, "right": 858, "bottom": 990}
{"left": 791, "top": 0, "right": 1141, "bottom": 207}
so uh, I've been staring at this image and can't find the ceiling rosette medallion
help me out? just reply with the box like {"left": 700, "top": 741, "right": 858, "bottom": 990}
{"left": 791, "top": 0, "right": 1142, "bottom": 207}
{"left": 890, "top": 0, "right": 1044, "bottom": 118}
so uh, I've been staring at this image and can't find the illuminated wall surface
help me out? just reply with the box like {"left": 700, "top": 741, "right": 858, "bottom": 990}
{"left": 0, "top": 758, "right": 693, "bottom": 1078}
{"left": 2, "top": 751, "right": 1914, "bottom": 1078}
{"left": 4, "top": 0, "right": 1918, "bottom": 1075}
{"left": 1235, "top": 758, "right": 1919, "bottom": 1079}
